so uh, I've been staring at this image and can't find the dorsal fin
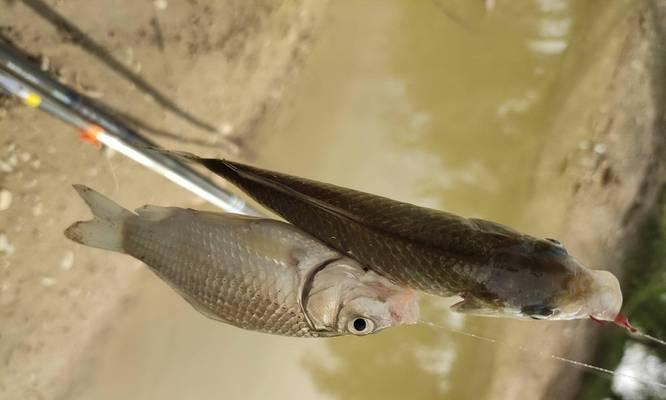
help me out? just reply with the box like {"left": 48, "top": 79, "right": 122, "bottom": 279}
{"left": 197, "top": 157, "right": 525, "bottom": 255}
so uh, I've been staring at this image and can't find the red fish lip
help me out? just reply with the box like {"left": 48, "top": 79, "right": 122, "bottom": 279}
{"left": 589, "top": 313, "right": 637, "bottom": 332}
{"left": 613, "top": 313, "right": 637, "bottom": 333}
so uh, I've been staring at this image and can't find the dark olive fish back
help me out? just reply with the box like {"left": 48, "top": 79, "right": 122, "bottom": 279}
{"left": 195, "top": 158, "right": 529, "bottom": 296}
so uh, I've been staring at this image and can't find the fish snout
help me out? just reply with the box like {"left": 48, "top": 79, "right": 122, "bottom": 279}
{"left": 575, "top": 269, "right": 623, "bottom": 322}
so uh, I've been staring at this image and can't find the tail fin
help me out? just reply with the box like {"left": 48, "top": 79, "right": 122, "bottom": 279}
{"left": 64, "top": 185, "right": 134, "bottom": 253}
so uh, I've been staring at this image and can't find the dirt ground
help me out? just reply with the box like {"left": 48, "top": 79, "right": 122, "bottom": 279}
{"left": 0, "top": 1, "right": 327, "bottom": 399}
{"left": 1, "top": 1, "right": 665, "bottom": 400}
{"left": 485, "top": 2, "right": 666, "bottom": 398}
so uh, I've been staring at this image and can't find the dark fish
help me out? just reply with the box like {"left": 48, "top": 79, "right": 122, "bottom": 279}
{"left": 174, "top": 153, "right": 622, "bottom": 322}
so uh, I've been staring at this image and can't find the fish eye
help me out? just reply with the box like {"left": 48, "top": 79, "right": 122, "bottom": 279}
{"left": 521, "top": 304, "right": 555, "bottom": 320}
{"left": 348, "top": 317, "right": 375, "bottom": 335}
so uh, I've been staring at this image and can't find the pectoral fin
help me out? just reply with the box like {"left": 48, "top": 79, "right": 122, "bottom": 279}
{"left": 450, "top": 298, "right": 497, "bottom": 316}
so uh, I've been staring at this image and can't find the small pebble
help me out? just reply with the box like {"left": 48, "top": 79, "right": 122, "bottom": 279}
{"left": 219, "top": 122, "right": 234, "bottom": 135}
{"left": 40, "top": 55, "right": 50, "bottom": 71}
{"left": 41, "top": 277, "right": 57, "bottom": 287}
{"left": 20, "top": 152, "right": 31, "bottom": 162}
{"left": 593, "top": 143, "right": 607, "bottom": 155}
{"left": 60, "top": 251, "right": 74, "bottom": 271}
{"left": 0, "top": 234, "right": 15, "bottom": 255}
{"left": 31, "top": 160, "right": 41, "bottom": 170}
{"left": 0, "top": 160, "right": 12, "bottom": 173}
{"left": 32, "top": 203, "right": 43, "bottom": 217}
{"left": 0, "top": 189, "right": 11, "bottom": 211}
{"left": 153, "top": 0, "right": 168, "bottom": 10}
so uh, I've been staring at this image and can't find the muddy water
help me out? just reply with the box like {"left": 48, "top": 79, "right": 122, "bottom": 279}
{"left": 71, "top": 1, "right": 626, "bottom": 400}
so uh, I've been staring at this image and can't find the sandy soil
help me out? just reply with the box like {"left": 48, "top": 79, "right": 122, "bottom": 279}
{"left": 0, "top": 1, "right": 327, "bottom": 399}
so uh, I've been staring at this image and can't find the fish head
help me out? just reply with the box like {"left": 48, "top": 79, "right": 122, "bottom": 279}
{"left": 305, "top": 260, "right": 419, "bottom": 336}
{"left": 454, "top": 239, "right": 623, "bottom": 322}
{"left": 515, "top": 257, "right": 622, "bottom": 322}
{"left": 548, "top": 268, "right": 623, "bottom": 321}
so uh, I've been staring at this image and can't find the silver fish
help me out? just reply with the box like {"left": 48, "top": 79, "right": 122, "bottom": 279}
{"left": 64, "top": 185, "right": 419, "bottom": 337}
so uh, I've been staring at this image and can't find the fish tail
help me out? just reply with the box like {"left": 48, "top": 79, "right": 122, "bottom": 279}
{"left": 64, "top": 185, "right": 134, "bottom": 253}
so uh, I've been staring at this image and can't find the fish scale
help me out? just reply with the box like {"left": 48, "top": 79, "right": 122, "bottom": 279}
{"left": 122, "top": 208, "right": 315, "bottom": 337}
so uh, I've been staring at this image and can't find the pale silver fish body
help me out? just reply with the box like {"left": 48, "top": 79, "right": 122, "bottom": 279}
{"left": 65, "top": 185, "right": 418, "bottom": 337}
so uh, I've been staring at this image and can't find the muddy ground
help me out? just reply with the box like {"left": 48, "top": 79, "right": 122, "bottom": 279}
{"left": 1, "top": 1, "right": 665, "bottom": 400}
{"left": 0, "top": 1, "right": 327, "bottom": 399}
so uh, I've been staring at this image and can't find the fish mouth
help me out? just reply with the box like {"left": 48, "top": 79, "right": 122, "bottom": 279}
{"left": 580, "top": 269, "right": 623, "bottom": 322}
{"left": 590, "top": 313, "right": 637, "bottom": 332}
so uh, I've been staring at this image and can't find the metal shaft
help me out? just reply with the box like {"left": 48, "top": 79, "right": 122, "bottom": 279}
{"left": 0, "top": 45, "right": 260, "bottom": 216}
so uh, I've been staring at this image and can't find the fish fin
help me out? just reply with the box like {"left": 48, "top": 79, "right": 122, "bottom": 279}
{"left": 468, "top": 218, "right": 523, "bottom": 240}
{"left": 143, "top": 147, "right": 202, "bottom": 163}
{"left": 152, "top": 148, "right": 525, "bottom": 258}
{"left": 64, "top": 185, "right": 134, "bottom": 253}
{"left": 135, "top": 205, "right": 177, "bottom": 222}
{"left": 197, "top": 158, "right": 526, "bottom": 250}
{"left": 148, "top": 149, "right": 351, "bottom": 221}
{"left": 198, "top": 158, "right": 365, "bottom": 225}
{"left": 450, "top": 298, "right": 495, "bottom": 315}
{"left": 140, "top": 148, "right": 350, "bottom": 220}
{"left": 143, "top": 148, "right": 477, "bottom": 242}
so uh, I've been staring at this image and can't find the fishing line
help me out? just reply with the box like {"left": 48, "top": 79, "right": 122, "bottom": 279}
{"left": 419, "top": 319, "right": 666, "bottom": 390}
{"left": 103, "top": 150, "right": 120, "bottom": 193}
{"left": 632, "top": 331, "right": 666, "bottom": 347}
{"left": 592, "top": 314, "right": 666, "bottom": 348}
